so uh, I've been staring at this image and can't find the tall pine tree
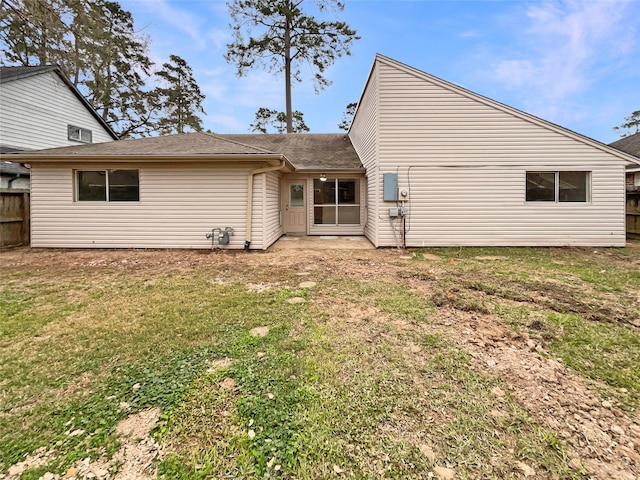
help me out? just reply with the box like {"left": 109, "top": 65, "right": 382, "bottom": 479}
{"left": 0, "top": 0, "right": 177, "bottom": 138}
{"left": 81, "top": 1, "right": 155, "bottom": 138}
{"left": 155, "top": 54, "right": 206, "bottom": 135}
{"left": 250, "top": 107, "right": 309, "bottom": 133}
{"left": 0, "top": 0, "right": 71, "bottom": 68}
{"left": 226, "top": 0, "right": 358, "bottom": 133}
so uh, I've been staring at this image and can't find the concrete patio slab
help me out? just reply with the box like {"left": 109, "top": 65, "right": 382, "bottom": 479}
{"left": 270, "top": 235, "right": 374, "bottom": 250}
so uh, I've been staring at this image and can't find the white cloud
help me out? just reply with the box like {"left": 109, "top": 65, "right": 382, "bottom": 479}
{"left": 490, "top": 0, "right": 637, "bottom": 114}
{"left": 206, "top": 28, "right": 232, "bottom": 51}
{"left": 205, "top": 113, "right": 245, "bottom": 133}
{"left": 151, "top": 0, "right": 210, "bottom": 49}
{"left": 458, "top": 30, "right": 480, "bottom": 39}
{"left": 235, "top": 71, "right": 285, "bottom": 108}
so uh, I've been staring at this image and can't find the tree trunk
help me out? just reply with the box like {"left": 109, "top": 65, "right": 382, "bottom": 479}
{"left": 284, "top": 13, "right": 293, "bottom": 134}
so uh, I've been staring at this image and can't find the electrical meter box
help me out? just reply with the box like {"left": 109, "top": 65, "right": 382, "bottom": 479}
{"left": 383, "top": 173, "right": 398, "bottom": 201}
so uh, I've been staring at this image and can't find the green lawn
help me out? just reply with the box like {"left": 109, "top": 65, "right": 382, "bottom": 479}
{"left": 1, "top": 245, "right": 638, "bottom": 479}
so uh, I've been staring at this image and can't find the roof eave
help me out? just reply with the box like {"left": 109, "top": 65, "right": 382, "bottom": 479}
{"left": 292, "top": 167, "right": 365, "bottom": 173}
{"left": 6, "top": 152, "right": 295, "bottom": 170}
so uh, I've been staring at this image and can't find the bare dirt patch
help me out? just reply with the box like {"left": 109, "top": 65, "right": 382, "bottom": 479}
{"left": 448, "top": 307, "right": 640, "bottom": 479}
{"left": 2, "top": 243, "right": 639, "bottom": 479}
{"left": 2, "top": 409, "right": 161, "bottom": 480}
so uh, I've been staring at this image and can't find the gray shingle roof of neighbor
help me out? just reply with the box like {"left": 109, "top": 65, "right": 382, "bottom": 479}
{"left": 610, "top": 132, "right": 640, "bottom": 159}
{"left": 0, "top": 161, "right": 30, "bottom": 176}
{"left": 0, "top": 65, "right": 59, "bottom": 83}
{"left": 7, "top": 132, "right": 363, "bottom": 171}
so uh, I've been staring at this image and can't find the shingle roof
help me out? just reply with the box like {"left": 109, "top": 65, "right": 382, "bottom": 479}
{"left": 0, "top": 65, "right": 58, "bottom": 83}
{"left": 0, "top": 161, "right": 30, "bottom": 176}
{"left": 610, "top": 132, "right": 640, "bottom": 159}
{"left": 5, "top": 132, "right": 363, "bottom": 171}
{"left": 215, "top": 134, "right": 363, "bottom": 170}
{"left": 14, "top": 132, "right": 273, "bottom": 156}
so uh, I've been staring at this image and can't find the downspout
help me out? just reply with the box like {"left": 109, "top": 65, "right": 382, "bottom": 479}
{"left": 245, "top": 158, "right": 287, "bottom": 250}
{"left": 7, "top": 173, "right": 21, "bottom": 188}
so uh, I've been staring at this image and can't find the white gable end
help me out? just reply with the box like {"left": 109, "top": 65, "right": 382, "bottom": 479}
{"left": 0, "top": 70, "right": 114, "bottom": 151}
{"left": 351, "top": 55, "right": 629, "bottom": 247}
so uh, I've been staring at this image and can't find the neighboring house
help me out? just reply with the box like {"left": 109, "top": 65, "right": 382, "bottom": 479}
{"left": 0, "top": 65, "right": 118, "bottom": 189}
{"left": 609, "top": 132, "right": 640, "bottom": 192}
{"left": 610, "top": 132, "right": 640, "bottom": 235}
{"left": 0, "top": 65, "right": 117, "bottom": 152}
{"left": 0, "top": 161, "right": 30, "bottom": 190}
{"left": 4, "top": 54, "right": 640, "bottom": 250}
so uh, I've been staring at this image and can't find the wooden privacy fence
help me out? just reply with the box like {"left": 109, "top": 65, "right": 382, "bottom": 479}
{"left": 1, "top": 189, "right": 30, "bottom": 248}
{"left": 628, "top": 192, "right": 640, "bottom": 236}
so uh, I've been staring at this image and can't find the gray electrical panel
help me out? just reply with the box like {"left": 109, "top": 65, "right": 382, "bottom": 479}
{"left": 383, "top": 173, "right": 398, "bottom": 201}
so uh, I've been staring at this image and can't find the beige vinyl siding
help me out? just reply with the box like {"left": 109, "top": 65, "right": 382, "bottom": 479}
{"left": 364, "top": 58, "right": 628, "bottom": 247}
{"left": 349, "top": 65, "right": 380, "bottom": 245}
{"left": 399, "top": 165, "right": 625, "bottom": 246}
{"left": 30, "top": 163, "right": 269, "bottom": 249}
{"left": 263, "top": 171, "right": 283, "bottom": 247}
{"left": 1, "top": 71, "right": 113, "bottom": 151}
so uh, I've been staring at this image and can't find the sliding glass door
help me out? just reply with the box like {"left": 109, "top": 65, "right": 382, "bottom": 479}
{"left": 313, "top": 178, "right": 360, "bottom": 225}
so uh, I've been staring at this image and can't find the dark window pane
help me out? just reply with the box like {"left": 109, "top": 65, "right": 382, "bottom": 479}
{"left": 559, "top": 171, "right": 588, "bottom": 202}
{"left": 78, "top": 171, "right": 106, "bottom": 201}
{"left": 338, "top": 180, "right": 358, "bottom": 204}
{"left": 109, "top": 170, "right": 139, "bottom": 201}
{"left": 526, "top": 172, "right": 555, "bottom": 201}
{"left": 313, "top": 178, "right": 336, "bottom": 205}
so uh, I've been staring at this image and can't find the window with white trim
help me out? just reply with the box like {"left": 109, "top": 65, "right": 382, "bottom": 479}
{"left": 76, "top": 170, "right": 139, "bottom": 202}
{"left": 68, "top": 125, "right": 92, "bottom": 143}
{"left": 526, "top": 171, "right": 590, "bottom": 203}
{"left": 313, "top": 178, "right": 360, "bottom": 225}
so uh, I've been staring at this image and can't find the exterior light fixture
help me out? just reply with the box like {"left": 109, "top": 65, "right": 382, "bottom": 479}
{"left": 320, "top": 174, "right": 327, "bottom": 182}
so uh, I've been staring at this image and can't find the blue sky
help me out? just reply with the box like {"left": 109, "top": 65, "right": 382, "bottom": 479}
{"left": 120, "top": 0, "right": 640, "bottom": 144}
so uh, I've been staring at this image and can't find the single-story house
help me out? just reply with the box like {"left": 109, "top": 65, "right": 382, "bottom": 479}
{"left": 609, "top": 132, "right": 640, "bottom": 192}
{"left": 610, "top": 132, "right": 640, "bottom": 235}
{"left": 4, "top": 54, "right": 640, "bottom": 249}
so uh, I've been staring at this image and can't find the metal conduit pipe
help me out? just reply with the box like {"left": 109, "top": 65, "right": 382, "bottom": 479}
{"left": 245, "top": 158, "right": 287, "bottom": 250}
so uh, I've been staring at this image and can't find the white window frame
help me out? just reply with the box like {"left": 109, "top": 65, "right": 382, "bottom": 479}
{"left": 313, "top": 177, "right": 361, "bottom": 226}
{"left": 525, "top": 171, "right": 591, "bottom": 203}
{"left": 75, "top": 169, "right": 140, "bottom": 202}
{"left": 68, "top": 125, "right": 93, "bottom": 143}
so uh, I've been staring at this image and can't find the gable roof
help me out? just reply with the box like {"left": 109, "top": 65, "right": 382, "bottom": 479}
{"left": 0, "top": 65, "right": 118, "bottom": 141}
{"left": 609, "top": 132, "right": 640, "bottom": 159}
{"left": 0, "top": 65, "right": 56, "bottom": 82}
{"left": 3, "top": 132, "right": 362, "bottom": 171}
{"left": 353, "top": 54, "right": 640, "bottom": 167}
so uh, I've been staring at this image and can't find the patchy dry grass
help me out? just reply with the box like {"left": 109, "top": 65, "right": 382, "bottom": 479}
{"left": 1, "top": 245, "right": 638, "bottom": 479}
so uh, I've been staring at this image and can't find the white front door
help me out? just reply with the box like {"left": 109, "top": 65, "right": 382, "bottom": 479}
{"left": 284, "top": 181, "right": 306, "bottom": 234}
